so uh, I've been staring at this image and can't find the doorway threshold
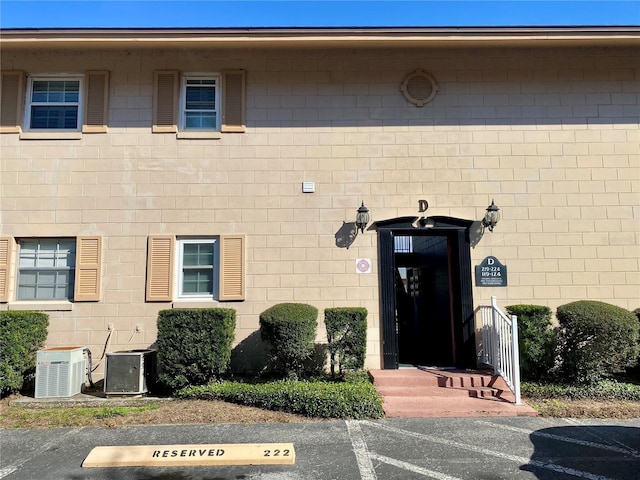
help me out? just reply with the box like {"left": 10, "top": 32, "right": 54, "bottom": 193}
{"left": 399, "top": 364, "right": 457, "bottom": 370}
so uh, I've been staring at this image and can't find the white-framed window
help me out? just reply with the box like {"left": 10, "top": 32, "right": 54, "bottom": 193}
{"left": 17, "top": 238, "right": 76, "bottom": 300}
{"left": 146, "top": 234, "right": 245, "bottom": 303}
{"left": 24, "top": 75, "right": 83, "bottom": 131}
{"left": 176, "top": 238, "right": 219, "bottom": 298}
{"left": 179, "top": 74, "right": 220, "bottom": 131}
{"left": 0, "top": 235, "right": 101, "bottom": 305}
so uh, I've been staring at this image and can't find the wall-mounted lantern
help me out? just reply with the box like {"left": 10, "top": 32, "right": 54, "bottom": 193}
{"left": 355, "top": 202, "right": 370, "bottom": 233}
{"left": 334, "top": 202, "right": 371, "bottom": 249}
{"left": 481, "top": 199, "right": 500, "bottom": 232}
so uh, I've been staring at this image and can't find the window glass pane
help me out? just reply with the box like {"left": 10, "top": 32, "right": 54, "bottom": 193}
{"left": 17, "top": 238, "right": 75, "bottom": 301}
{"left": 37, "top": 252, "right": 57, "bottom": 267}
{"left": 394, "top": 236, "right": 413, "bottom": 253}
{"left": 30, "top": 106, "right": 78, "bottom": 129}
{"left": 47, "top": 81, "right": 65, "bottom": 102}
{"left": 18, "top": 285, "right": 36, "bottom": 299}
{"left": 64, "top": 82, "right": 79, "bottom": 103}
{"left": 36, "top": 285, "right": 56, "bottom": 300}
{"left": 37, "top": 271, "right": 58, "bottom": 284}
{"left": 183, "top": 243, "right": 214, "bottom": 266}
{"left": 64, "top": 108, "right": 78, "bottom": 128}
{"left": 31, "top": 81, "right": 49, "bottom": 102}
{"left": 18, "top": 271, "right": 37, "bottom": 285}
{"left": 186, "top": 87, "right": 215, "bottom": 109}
{"left": 31, "top": 80, "right": 79, "bottom": 104}
{"left": 186, "top": 79, "right": 215, "bottom": 86}
{"left": 182, "top": 244, "right": 199, "bottom": 266}
{"left": 57, "top": 248, "right": 75, "bottom": 267}
{"left": 182, "top": 269, "right": 213, "bottom": 294}
{"left": 19, "top": 251, "right": 37, "bottom": 267}
{"left": 185, "top": 112, "right": 216, "bottom": 129}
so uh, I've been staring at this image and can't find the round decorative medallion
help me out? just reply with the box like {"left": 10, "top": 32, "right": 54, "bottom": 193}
{"left": 356, "top": 258, "right": 371, "bottom": 274}
{"left": 401, "top": 69, "right": 438, "bottom": 107}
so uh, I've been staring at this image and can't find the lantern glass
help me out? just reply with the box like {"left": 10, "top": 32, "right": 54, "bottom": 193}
{"left": 482, "top": 200, "right": 500, "bottom": 231}
{"left": 356, "top": 202, "right": 370, "bottom": 233}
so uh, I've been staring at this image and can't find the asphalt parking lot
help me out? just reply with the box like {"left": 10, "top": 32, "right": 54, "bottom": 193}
{"left": 1, "top": 417, "right": 639, "bottom": 480}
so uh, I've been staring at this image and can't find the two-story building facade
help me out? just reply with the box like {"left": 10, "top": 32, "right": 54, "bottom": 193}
{"left": 1, "top": 27, "right": 639, "bottom": 374}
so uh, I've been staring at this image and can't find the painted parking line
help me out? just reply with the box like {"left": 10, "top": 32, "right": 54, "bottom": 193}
{"left": 0, "top": 429, "right": 80, "bottom": 479}
{"left": 564, "top": 420, "right": 640, "bottom": 458}
{"left": 347, "top": 420, "right": 462, "bottom": 480}
{"left": 0, "top": 467, "right": 18, "bottom": 479}
{"left": 475, "top": 420, "right": 640, "bottom": 458}
{"left": 368, "top": 452, "right": 464, "bottom": 480}
{"left": 361, "top": 421, "right": 617, "bottom": 480}
{"left": 346, "top": 420, "right": 378, "bottom": 480}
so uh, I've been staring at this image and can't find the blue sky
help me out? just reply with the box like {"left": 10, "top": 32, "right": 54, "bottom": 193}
{"left": 1, "top": 0, "right": 639, "bottom": 28}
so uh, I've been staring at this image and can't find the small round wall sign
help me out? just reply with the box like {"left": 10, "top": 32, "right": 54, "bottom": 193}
{"left": 356, "top": 258, "right": 372, "bottom": 274}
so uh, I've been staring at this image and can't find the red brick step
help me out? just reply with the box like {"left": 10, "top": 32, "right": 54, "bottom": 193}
{"left": 369, "top": 368, "right": 538, "bottom": 418}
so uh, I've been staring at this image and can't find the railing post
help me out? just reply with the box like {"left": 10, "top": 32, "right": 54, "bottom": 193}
{"left": 511, "top": 314, "right": 521, "bottom": 405}
{"left": 490, "top": 296, "right": 499, "bottom": 375}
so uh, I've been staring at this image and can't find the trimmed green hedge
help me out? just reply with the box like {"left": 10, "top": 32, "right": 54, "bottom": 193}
{"left": 177, "top": 378, "right": 384, "bottom": 419}
{"left": 325, "top": 307, "right": 367, "bottom": 376}
{"left": 505, "top": 304, "right": 554, "bottom": 381}
{"left": 156, "top": 308, "right": 236, "bottom": 392}
{"left": 522, "top": 379, "right": 640, "bottom": 401}
{"left": 633, "top": 308, "right": 640, "bottom": 371}
{"left": 259, "top": 303, "right": 318, "bottom": 377}
{"left": 556, "top": 301, "right": 639, "bottom": 384}
{"left": 0, "top": 311, "right": 49, "bottom": 396}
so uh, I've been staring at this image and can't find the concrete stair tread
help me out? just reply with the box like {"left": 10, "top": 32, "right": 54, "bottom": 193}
{"left": 369, "top": 368, "right": 537, "bottom": 418}
{"left": 381, "top": 395, "right": 538, "bottom": 418}
{"left": 375, "top": 385, "right": 501, "bottom": 398}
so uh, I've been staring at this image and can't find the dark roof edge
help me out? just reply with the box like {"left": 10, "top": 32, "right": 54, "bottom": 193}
{"left": 2, "top": 26, "right": 640, "bottom": 35}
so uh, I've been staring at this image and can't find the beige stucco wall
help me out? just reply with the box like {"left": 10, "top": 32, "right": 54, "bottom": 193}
{"left": 1, "top": 45, "right": 639, "bottom": 375}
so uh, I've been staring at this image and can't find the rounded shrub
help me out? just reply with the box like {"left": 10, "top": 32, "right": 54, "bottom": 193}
{"left": 556, "top": 301, "right": 639, "bottom": 384}
{"left": 0, "top": 311, "right": 49, "bottom": 397}
{"left": 259, "top": 303, "right": 318, "bottom": 378}
{"left": 156, "top": 308, "right": 236, "bottom": 392}
{"left": 325, "top": 307, "right": 367, "bottom": 377}
{"left": 505, "top": 304, "right": 554, "bottom": 381}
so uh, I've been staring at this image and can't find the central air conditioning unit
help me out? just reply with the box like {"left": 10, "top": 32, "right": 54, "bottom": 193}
{"left": 35, "top": 346, "right": 86, "bottom": 398}
{"left": 104, "top": 349, "right": 157, "bottom": 396}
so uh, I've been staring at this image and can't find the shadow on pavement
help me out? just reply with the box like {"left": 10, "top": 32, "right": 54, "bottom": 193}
{"left": 522, "top": 425, "right": 640, "bottom": 480}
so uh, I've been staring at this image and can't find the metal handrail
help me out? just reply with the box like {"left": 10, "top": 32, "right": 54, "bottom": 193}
{"left": 478, "top": 296, "right": 521, "bottom": 405}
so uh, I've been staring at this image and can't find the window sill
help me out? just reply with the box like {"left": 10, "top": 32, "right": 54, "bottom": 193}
{"left": 20, "top": 132, "right": 83, "bottom": 140}
{"left": 172, "top": 300, "right": 220, "bottom": 309}
{"left": 8, "top": 301, "right": 73, "bottom": 311}
{"left": 176, "top": 131, "right": 222, "bottom": 140}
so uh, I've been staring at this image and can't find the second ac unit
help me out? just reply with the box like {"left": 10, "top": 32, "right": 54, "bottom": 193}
{"left": 104, "top": 349, "right": 157, "bottom": 396}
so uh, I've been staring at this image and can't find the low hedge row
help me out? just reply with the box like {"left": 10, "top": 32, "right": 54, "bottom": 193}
{"left": 177, "top": 378, "right": 384, "bottom": 419}
{"left": 522, "top": 379, "right": 640, "bottom": 401}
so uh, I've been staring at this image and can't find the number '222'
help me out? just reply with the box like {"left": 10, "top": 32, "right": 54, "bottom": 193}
{"left": 264, "top": 449, "right": 290, "bottom": 456}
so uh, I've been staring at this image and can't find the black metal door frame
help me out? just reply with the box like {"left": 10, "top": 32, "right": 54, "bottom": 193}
{"left": 376, "top": 217, "right": 475, "bottom": 369}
